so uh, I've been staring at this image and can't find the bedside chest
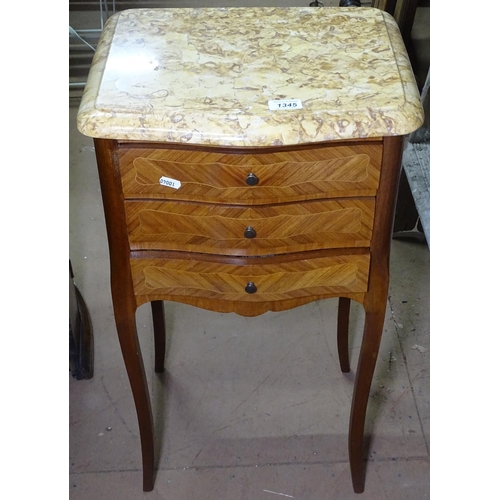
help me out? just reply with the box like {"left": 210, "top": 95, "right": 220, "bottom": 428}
{"left": 77, "top": 6, "right": 424, "bottom": 494}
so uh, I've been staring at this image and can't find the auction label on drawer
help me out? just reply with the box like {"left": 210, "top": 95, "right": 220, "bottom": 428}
{"left": 268, "top": 99, "right": 303, "bottom": 110}
{"left": 159, "top": 176, "right": 181, "bottom": 189}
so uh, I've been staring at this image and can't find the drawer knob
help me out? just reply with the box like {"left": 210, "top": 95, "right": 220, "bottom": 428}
{"left": 244, "top": 226, "right": 257, "bottom": 239}
{"left": 245, "top": 282, "right": 257, "bottom": 294}
{"left": 246, "top": 173, "right": 259, "bottom": 186}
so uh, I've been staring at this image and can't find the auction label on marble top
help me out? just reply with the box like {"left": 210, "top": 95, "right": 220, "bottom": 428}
{"left": 268, "top": 99, "right": 303, "bottom": 110}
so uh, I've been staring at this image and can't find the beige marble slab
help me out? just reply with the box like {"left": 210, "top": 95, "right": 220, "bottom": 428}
{"left": 77, "top": 7, "right": 424, "bottom": 146}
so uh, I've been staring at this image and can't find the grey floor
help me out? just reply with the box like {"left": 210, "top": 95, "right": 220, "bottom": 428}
{"left": 69, "top": 3, "right": 430, "bottom": 498}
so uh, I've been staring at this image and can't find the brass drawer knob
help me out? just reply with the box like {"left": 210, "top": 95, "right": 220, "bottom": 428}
{"left": 245, "top": 282, "right": 257, "bottom": 294}
{"left": 245, "top": 172, "right": 259, "bottom": 186}
{"left": 244, "top": 226, "right": 257, "bottom": 239}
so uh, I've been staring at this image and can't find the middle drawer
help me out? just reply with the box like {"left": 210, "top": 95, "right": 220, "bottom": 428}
{"left": 125, "top": 199, "right": 375, "bottom": 256}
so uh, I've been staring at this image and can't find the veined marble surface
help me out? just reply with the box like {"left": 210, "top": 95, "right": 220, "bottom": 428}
{"left": 77, "top": 7, "right": 424, "bottom": 146}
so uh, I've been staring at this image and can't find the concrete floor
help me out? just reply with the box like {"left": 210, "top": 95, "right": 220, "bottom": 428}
{"left": 69, "top": 3, "right": 430, "bottom": 498}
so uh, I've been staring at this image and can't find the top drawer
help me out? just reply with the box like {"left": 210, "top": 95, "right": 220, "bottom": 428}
{"left": 117, "top": 142, "right": 382, "bottom": 205}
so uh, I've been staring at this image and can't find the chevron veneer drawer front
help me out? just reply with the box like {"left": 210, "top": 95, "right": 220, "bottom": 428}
{"left": 124, "top": 198, "right": 375, "bottom": 255}
{"left": 130, "top": 253, "right": 370, "bottom": 303}
{"left": 118, "top": 143, "right": 382, "bottom": 204}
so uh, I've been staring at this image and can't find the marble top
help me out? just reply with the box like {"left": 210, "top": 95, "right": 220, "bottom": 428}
{"left": 77, "top": 7, "right": 424, "bottom": 146}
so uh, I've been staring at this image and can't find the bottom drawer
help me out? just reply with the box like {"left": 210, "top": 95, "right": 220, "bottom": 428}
{"left": 131, "top": 252, "right": 369, "bottom": 302}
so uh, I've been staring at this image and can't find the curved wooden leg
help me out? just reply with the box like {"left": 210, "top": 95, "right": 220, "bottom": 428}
{"left": 151, "top": 300, "right": 166, "bottom": 373}
{"left": 95, "top": 139, "right": 156, "bottom": 491}
{"left": 347, "top": 135, "right": 403, "bottom": 492}
{"left": 348, "top": 306, "right": 386, "bottom": 493}
{"left": 337, "top": 297, "right": 351, "bottom": 373}
{"left": 114, "top": 303, "right": 155, "bottom": 492}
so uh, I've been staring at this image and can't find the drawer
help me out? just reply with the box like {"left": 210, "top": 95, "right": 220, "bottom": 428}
{"left": 131, "top": 253, "right": 370, "bottom": 302}
{"left": 125, "top": 199, "right": 375, "bottom": 255}
{"left": 118, "top": 143, "right": 382, "bottom": 204}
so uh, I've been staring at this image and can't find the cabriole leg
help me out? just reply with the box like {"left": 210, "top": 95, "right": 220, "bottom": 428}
{"left": 151, "top": 300, "right": 166, "bottom": 373}
{"left": 348, "top": 306, "right": 386, "bottom": 493}
{"left": 337, "top": 297, "right": 351, "bottom": 373}
{"left": 113, "top": 302, "right": 155, "bottom": 491}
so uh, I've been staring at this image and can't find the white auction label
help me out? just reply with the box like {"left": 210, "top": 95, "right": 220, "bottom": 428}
{"left": 268, "top": 99, "right": 303, "bottom": 110}
{"left": 159, "top": 176, "right": 181, "bottom": 189}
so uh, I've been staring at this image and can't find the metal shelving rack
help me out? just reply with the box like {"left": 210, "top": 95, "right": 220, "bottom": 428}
{"left": 69, "top": 1, "right": 117, "bottom": 89}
